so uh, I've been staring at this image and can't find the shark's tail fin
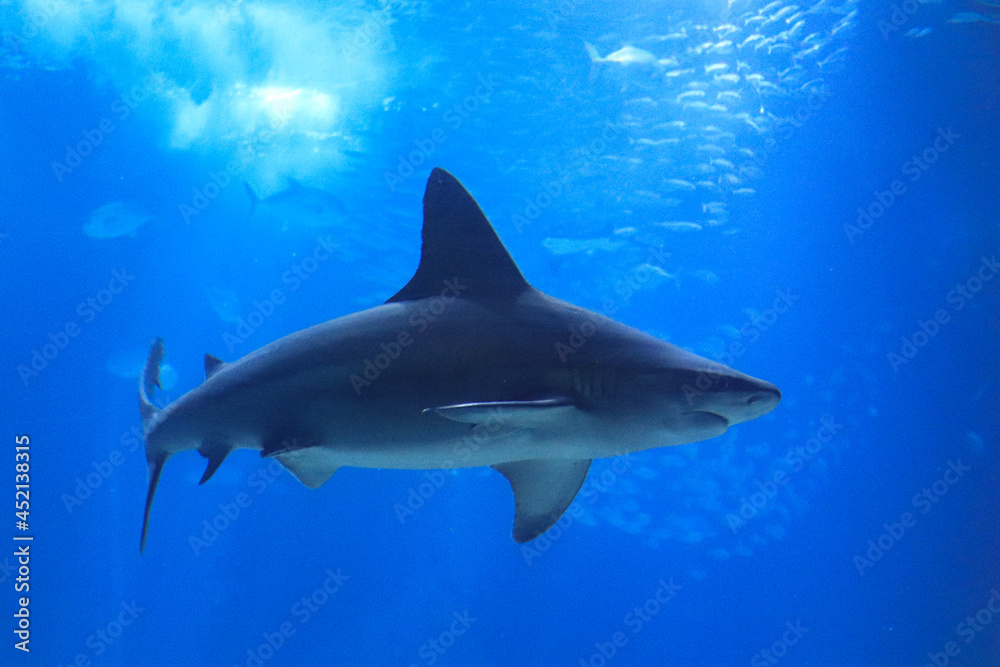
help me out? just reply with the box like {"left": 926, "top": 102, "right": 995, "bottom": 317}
{"left": 243, "top": 182, "right": 259, "bottom": 219}
{"left": 583, "top": 42, "right": 602, "bottom": 82}
{"left": 139, "top": 338, "right": 170, "bottom": 554}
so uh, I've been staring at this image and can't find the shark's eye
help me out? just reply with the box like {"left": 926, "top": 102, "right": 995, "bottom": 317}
{"left": 715, "top": 377, "right": 730, "bottom": 391}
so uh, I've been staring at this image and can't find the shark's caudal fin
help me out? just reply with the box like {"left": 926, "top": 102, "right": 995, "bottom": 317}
{"left": 387, "top": 168, "right": 532, "bottom": 303}
{"left": 139, "top": 338, "right": 169, "bottom": 554}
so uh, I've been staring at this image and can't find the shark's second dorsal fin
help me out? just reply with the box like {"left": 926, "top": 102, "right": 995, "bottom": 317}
{"left": 387, "top": 168, "right": 531, "bottom": 303}
{"left": 204, "top": 354, "right": 225, "bottom": 379}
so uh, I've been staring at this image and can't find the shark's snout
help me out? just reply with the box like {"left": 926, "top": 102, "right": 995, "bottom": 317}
{"left": 730, "top": 381, "right": 781, "bottom": 423}
{"left": 686, "top": 374, "right": 781, "bottom": 427}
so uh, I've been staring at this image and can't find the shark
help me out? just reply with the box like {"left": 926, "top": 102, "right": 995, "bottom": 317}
{"left": 139, "top": 168, "right": 781, "bottom": 552}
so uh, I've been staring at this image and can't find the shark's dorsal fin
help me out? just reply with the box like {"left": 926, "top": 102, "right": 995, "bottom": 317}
{"left": 387, "top": 168, "right": 531, "bottom": 303}
{"left": 204, "top": 354, "right": 225, "bottom": 379}
{"left": 493, "top": 458, "right": 592, "bottom": 543}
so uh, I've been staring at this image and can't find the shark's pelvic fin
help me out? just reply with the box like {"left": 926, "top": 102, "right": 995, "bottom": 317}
{"left": 492, "top": 459, "right": 593, "bottom": 543}
{"left": 204, "top": 353, "right": 225, "bottom": 379}
{"left": 426, "top": 398, "right": 576, "bottom": 427}
{"left": 269, "top": 446, "right": 339, "bottom": 489}
{"left": 197, "top": 441, "right": 233, "bottom": 484}
{"left": 387, "top": 168, "right": 531, "bottom": 303}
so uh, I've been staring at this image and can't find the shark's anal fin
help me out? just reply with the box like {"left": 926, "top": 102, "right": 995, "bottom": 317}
{"left": 387, "top": 168, "right": 531, "bottom": 303}
{"left": 140, "top": 450, "right": 170, "bottom": 554}
{"left": 204, "top": 354, "right": 225, "bottom": 379}
{"left": 493, "top": 459, "right": 592, "bottom": 543}
{"left": 425, "top": 398, "right": 576, "bottom": 427}
{"left": 197, "top": 441, "right": 233, "bottom": 484}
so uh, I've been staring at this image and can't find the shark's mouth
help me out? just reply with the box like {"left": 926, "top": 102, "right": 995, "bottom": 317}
{"left": 685, "top": 411, "right": 730, "bottom": 429}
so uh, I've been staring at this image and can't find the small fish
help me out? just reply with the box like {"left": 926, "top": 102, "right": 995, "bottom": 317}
{"left": 705, "top": 63, "right": 729, "bottom": 73}
{"left": 690, "top": 269, "right": 719, "bottom": 284}
{"left": 770, "top": 5, "right": 798, "bottom": 21}
{"left": 84, "top": 202, "right": 152, "bottom": 239}
{"left": 585, "top": 43, "right": 659, "bottom": 66}
{"left": 664, "top": 178, "right": 697, "bottom": 191}
{"left": 658, "top": 221, "right": 703, "bottom": 232}
{"left": 949, "top": 11, "right": 1000, "bottom": 23}
{"left": 245, "top": 180, "right": 348, "bottom": 229}
{"left": 542, "top": 237, "right": 626, "bottom": 255}
{"left": 676, "top": 90, "right": 707, "bottom": 102}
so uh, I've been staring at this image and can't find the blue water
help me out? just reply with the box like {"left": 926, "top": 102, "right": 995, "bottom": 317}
{"left": 2, "top": 0, "right": 998, "bottom": 665}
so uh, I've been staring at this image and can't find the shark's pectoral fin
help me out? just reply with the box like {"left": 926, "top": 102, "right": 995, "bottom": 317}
{"left": 197, "top": 441, "right": 233, "bottom": 484}
{"left": 426, "top": 398, "right": 576, "bottom": 427}
{"left": 492, "top": 459, "right": 592, "bottom": 543}
{"left": 267, "top": 446, "right": 339, "bottom": 489}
